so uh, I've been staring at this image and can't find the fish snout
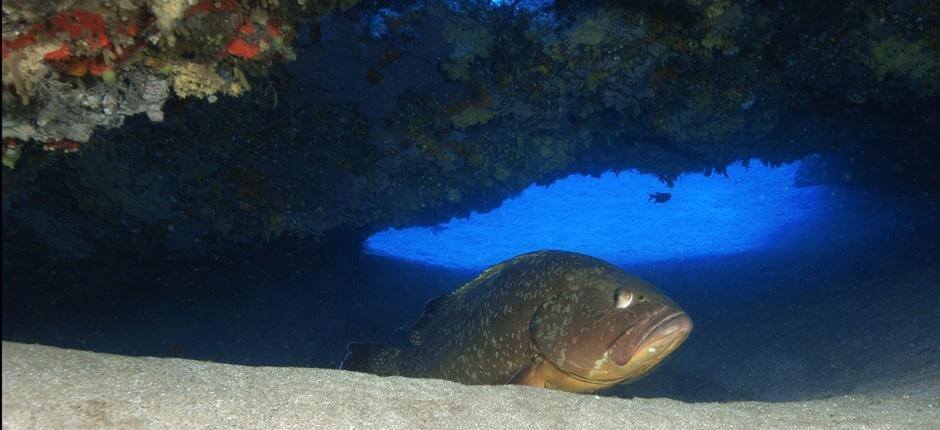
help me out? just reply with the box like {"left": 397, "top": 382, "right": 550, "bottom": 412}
{"left": 611, "top": 311, "right": 692, "bottom": 366}
{"left": 649, "top": 312, "right": 693, "bottom": 343}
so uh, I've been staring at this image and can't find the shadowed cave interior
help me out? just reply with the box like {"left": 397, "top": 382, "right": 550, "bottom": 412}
{"left": 2, "top": 0, "right": 939, "bottom": 412}
{"left": 4, "top": 159, "right": 938, "bottom": 403}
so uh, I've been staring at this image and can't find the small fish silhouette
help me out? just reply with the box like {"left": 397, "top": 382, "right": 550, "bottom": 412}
{"left": 649, "top": 192, "right": 671, "bottom": 203}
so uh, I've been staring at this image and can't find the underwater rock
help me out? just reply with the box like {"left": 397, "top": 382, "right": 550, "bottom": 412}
{"left": 793, "top": 154, "right": 845, "bottom": 188}
{"left": 1, "top": 0, "right": 938, "bottom": 264}
{"left": 3, "top": 67, "right": 168, "bottom": 144}
{"left": 342, "top": 251, "right": 691, "bottom": 393}
{"left": 1, "top": 0, "right": 300, "bottom": 144}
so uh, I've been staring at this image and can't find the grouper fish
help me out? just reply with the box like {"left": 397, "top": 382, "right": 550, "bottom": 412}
{"left": 341, "top": 250, "right": 692, "bottom": 393}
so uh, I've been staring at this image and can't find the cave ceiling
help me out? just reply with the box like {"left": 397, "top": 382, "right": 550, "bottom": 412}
{"left": 2, "top": 0, "right": 937, "bottom": 263}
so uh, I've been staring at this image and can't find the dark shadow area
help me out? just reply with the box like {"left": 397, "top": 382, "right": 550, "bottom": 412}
{"left": 616, "top": 231, "right": 940, "bottom": 402}
{"left": 2, "top": 248, "right": 474, "bottom": 368}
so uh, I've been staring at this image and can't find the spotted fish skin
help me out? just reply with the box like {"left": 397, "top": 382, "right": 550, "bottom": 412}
{"left": 342, "top": 250, "right": 692, "bottom": 392}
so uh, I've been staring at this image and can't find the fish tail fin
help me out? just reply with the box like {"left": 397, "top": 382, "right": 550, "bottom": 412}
{"left": 340, "top": 342, "right": 403, "bottom": 376}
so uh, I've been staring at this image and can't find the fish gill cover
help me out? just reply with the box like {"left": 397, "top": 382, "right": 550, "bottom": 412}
{"left": 365, "top": 159, "right": 896, "bottom": 269}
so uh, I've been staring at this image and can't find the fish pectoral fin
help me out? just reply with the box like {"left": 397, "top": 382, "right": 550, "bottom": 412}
{"left": 410, "top": 294, "right": 453, "bottom": 346}
{"left": 507, "top": 357, "right": 547, "bottom": 388}
{"left": 340, "top": 342, "right": 402, "bottom": 376}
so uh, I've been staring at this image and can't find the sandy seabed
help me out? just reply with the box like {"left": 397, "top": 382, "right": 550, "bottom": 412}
{"left": 2, "top": 341, "right": 937, "bottom": 430}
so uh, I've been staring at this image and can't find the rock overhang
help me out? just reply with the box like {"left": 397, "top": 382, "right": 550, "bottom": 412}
{"left": 1, "top": 0, "right": 937, "bottom": 265}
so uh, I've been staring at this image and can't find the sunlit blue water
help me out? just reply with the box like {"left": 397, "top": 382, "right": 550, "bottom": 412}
{"left": 365, "top": 159, "right": 890, "bottom": 269}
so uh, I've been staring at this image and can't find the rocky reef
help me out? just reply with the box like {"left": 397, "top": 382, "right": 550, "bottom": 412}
{"left": 2, "top": 0, "right": 938, "bottom": 265}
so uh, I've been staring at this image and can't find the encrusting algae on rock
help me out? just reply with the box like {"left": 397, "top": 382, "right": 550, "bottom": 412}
{"left": 2, "top": 0, "right": 938, "bottom": 261}
{"left": 1, "top": 0, "right": 300, "bottom": 157}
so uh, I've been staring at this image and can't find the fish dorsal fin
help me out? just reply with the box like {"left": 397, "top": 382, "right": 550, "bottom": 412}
{"left": 409, "top": 294, "right": 452, "bottom": 346}
{"left": 408, "top": 260, "right": 512, "bottom": 346}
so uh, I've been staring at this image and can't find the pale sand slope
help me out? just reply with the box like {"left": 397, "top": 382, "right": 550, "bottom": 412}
{"left": 3, "top": 342, "right": 937, "bottom": 430}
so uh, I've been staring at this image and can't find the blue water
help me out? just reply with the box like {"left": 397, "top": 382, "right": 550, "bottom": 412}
{"left": 365, "top": 159, "right": 897, "bottom": 269}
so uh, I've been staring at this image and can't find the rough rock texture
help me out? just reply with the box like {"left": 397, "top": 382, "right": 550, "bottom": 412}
{"left": 2, "top": 0, "right": 938, "bottom": 264}
{"left": 4, "top": 68, "right": 168, "bottom": 143}
{"left": 3, "top": 341, "right": 938, "bottom": 430}
{"left": 2, "top": 0, "right": 307, "bottom": 146}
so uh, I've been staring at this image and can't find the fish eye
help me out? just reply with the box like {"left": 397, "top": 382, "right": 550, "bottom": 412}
{"left": 614, "top": 289, "right": 634, "bottom": 309}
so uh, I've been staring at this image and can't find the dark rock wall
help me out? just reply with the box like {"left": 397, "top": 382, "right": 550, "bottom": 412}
{"left": 2, "top": 0, "right": 938, "bottom": 264}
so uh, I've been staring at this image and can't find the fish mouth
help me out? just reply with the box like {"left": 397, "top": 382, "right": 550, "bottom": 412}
{"left": 610, "top": 311, "right": 692, "bottom": 366}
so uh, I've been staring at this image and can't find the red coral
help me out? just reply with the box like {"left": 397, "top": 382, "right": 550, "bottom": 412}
{"left": 63, "top": 60, "right": 89, "bottom": 77}
{"left": 43, "top": 43, "right": 71, "bottom": 61}
{"left": 265, "top": 19, "right": 284, "bottom": 39}
{"left": 1, "top": 30, "right": 38, "bottom": 59}
{"left": 225, "top": 15, "right": 292, "bottom": 60}
{"left": 226, "top": 38, "right": 261, "bottom": 59}
{"left": 88, "top": 59, "right": 111, "bottom": 76}
{"left": 237, "top": 20, "right": 255, "bottom": 34}
{"left": 3, "top": 8, "right": 154, "bottom": 83}
{"left": 49, "top": 9, "right": 110, "bottom": 49}
{"left": 43, "top": 139, "right": 81, "bottom": 153}
{"left": 86, "top": 32, "right": 110, "bottom": 49}
{"left": 49, "top": 57, "right": 111, "bottom": 77}
{"left": 121, "top": 23, "right": 140, "bottom": 37}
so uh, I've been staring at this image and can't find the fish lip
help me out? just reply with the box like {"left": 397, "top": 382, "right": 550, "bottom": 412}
{"left": 609, "top": 310, "right": 691, "bottom": 366}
